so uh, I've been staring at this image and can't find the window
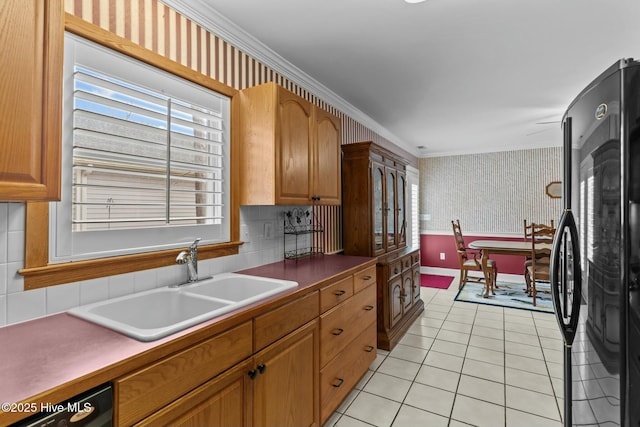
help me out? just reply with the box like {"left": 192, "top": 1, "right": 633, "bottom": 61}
{"left": 52, "top": 34, "right": 231, "bottom": 261}
{"left": 411, "top": 183, "right": 419, "bottom": 248}
{"left": 406, "top": 165, "right": 420, "bottom": 249}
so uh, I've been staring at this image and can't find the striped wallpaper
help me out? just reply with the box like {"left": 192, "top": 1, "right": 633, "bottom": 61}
{"left": 419, "top": 147, "right": 563, "bottom": 235}
{"left": 64, "top": 0, "right": 404, "bottom": 254}
{"left": 64, "top": 0, "right": 390, "bottom": 143}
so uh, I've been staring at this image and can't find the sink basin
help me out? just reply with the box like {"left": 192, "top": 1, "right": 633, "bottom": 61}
{"left": 183, "top": 273, "right": 298, "bottom": 304}
{"left": 68, "top": 288, "right": 235, "bottom": 341}
{"left": 68, "top": 273, "right": 298, "bottom": 341}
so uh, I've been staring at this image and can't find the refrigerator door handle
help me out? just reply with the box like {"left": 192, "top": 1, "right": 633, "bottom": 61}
{"left": 550, "top": 208, "right": 582, "bottom": 427}
{"left": 550, "top": 209, "right": 582, "bottom": 345}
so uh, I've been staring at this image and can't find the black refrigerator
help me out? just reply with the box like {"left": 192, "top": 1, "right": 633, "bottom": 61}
{"left": 552, "top": 58, "right": 640, "bottom": 427}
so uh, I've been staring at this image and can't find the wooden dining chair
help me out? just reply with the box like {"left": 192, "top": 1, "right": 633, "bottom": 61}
{"left": 451, "top": 219, "right": 497, "bottom": 292}
{"left": 524, "top": 223, "right": 555, "bottom": 306}
{"left": 523, "top": 219, "right": 554, "bottom": 294}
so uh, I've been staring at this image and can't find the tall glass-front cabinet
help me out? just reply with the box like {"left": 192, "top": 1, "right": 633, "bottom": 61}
{"left": 342, "top": 141, "right": 423, "bottom": 350}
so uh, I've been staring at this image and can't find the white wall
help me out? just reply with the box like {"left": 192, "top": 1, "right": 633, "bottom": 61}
{"left": 0, "top": 203, "right": 292, "bottom": 327}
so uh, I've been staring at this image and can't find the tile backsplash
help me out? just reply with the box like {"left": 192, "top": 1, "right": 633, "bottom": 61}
{"left": 0, "top": 203, "right": 293, "bottom": 327}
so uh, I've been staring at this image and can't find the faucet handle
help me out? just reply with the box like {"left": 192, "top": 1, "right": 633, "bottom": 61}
{"left": 189, "top": 238, "right": 201, "bottom": 250}
{"left": 176, "top": 250, "right": 190, "bottom": 264}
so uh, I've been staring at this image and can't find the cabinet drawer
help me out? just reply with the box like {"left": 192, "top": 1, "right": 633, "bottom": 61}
{"left": 320, "top": 276, "right": 354, "bottom": 313}
{"left": 320, "top": 284, "right": 376, "bottom": 366}
{"left": 353, "top": 266, "right": 376, "bottom": 294}
{"left": 254, "top": 291, "right": 319, "bottom": 351}
{"left": 411, "top": 250, "right": 420, "bottom": 266}
{"left": 133, "top": 358, "right": 253, "bottom": 427}
{"left": 320, "top": 321, "right": 376, "bottom": 424}
{"left": 116, "top": 321, "right": 253, "bottom": 427}
{"left": 402, "top": 255, "right": 412, "bottom": 271}
{"left": 389, "top": 260, "right": 402, "bottom": 278}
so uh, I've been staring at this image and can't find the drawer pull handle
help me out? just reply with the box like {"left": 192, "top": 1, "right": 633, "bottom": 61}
{"left": 364, "top": 305, "right": 374, "bottom": 311}
{"left": 334, "top": 290, "right": 346, "bottom": 296}
{"left": 363, "top": 275, "right": 372, "bottom": 280}
{"left": 332, "top": 328, "right": 344, "bottom": 336}
{"left": 364, "top": 345, "right": 375, "bottom": 353}
{"left": 332, "top": 378, "right": 344, "bottom": 388}
{"left": 248, "top": 369, "right": 257, "bottom": 380}
{"left": 257, "top": 364, "right": 266, "bottom": 374}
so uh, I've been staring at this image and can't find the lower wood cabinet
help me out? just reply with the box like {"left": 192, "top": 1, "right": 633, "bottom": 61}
{"left": 114, "top": 262, "right": 377, "bottom": 427}
{"left": 115, "top": 321, "right": 253, "bottom": 426}
{"left": 252, "top": 319, "right": 319, "bottom": 427}
{"left": 377, "top": 247, "right": 424, "bottom": 351}
{"left": 134, "top": 359, "right": 253, "bottom": 427}
{"left": 130, "top": 320, "right": 319, "bottom": 427}
{"left": 320, "top": 322, "right": 376, "bottom": 422}
{"left": 319, "top": 266, "right": 377, "bottom": 424}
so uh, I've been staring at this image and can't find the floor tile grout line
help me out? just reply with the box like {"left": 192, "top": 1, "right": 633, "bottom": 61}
{"left": 446, "top": 297, "right": 477, "bottom": 427}
{"left": 503, "top": 307, "right": 508, "bottom": 427}
{"left": 533, "top": 315, "right": 565, "bottom": 424}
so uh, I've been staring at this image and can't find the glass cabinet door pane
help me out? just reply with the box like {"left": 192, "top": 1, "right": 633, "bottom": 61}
{"left": 398, "top": 174, "right": 406, "bottom": 246}
{"left": 387, "top": 170, "right": 396, "bottom": 248}
{"left": 374, "top": 166, "right": 384, "bottom": 253}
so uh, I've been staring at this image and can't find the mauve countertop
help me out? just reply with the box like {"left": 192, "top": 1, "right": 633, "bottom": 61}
{"left": 0, "top": 254, "right": 375, "bottom": 424}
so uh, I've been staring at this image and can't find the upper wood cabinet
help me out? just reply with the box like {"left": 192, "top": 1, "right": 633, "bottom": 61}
{"left": 239, "top": 82, "right": 341, "bottom": 205}
{"left": 0, "top": 0, "right": 63, "bottom": 201}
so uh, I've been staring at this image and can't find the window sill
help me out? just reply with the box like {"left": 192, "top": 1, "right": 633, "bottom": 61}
{"left": 20, "top": 241, "right": 243, "bottom": 290}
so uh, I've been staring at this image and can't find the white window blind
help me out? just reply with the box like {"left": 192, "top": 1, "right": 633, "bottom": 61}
{"left": 72, "top": 67, "right": 225, "bottom": 231}
{"left": 411, "top": 183, "right": 419, "bottom": 248}
{"left": 51, "top": 33, "right": 231, "bottom": 262}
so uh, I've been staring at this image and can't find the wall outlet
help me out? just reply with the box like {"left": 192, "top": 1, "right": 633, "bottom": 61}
{"left": 439, "top": 252, "right": 446, "bottom": 260}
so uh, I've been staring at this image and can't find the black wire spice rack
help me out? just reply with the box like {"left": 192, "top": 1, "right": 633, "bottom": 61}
{"left": 283, "top": 208, "right": 324, "bottom": 260}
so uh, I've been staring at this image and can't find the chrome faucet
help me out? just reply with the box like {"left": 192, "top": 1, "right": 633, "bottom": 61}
{"left": 176, "top": 238, "right": 201, "bottom": 283}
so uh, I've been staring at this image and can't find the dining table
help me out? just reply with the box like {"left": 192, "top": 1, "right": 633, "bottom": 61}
{"left": 468, "top": 239, "right": 552, "bottom": 298}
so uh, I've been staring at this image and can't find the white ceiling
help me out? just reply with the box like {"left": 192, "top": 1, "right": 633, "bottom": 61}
{"left": 165, "top": 0, "right": 640, "bottom": 158}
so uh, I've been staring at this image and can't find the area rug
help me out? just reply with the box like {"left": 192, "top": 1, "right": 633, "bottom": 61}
{"left": 454, "top": 281, "right": 554, "bottom": 313}
{"left": 421, "top": 274, "right": 454, "bottom": 289}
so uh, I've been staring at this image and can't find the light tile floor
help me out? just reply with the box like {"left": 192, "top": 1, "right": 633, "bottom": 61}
{"left": 323, "top": 278, "right": 565, "bottom": 427}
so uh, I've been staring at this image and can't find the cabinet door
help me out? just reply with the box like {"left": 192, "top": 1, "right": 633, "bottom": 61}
{"left": 253, "top": 319, "right": 319, "bottom": 427}
{"left": 385, "top": 168, "right": 398, "bottom": 252}
{"left": 0, "top": 0, "right": 62, "bottom": 201}
{"left": 412, "top": 264, "right": 422, "bottom": 305}
{"left": 313, "top": 108, "right": 341, "bottom": 205}
{"left": 372, "top": 163, "right": 386, "bottom": 256}
{"left": 135, "top": 359, "right": 252, "bottom": 427}
{"left": 402, "top": 271, "right": 413, "bottom": 312}
{"left": 277, "top": 88, "right": 313, "bottom": 204}
{"left": 397, "top": 172, "right": 407, "bottom": 248}
{"left": 389, "top": 275, "right": 403, "bottom": 329}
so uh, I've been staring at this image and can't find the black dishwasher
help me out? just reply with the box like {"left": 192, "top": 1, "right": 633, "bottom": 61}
{"left": 9, "top": 384, "right": 112, "bottom": 427}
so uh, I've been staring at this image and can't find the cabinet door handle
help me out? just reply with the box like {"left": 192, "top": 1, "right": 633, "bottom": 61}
{"left": 334, "top": 290, "right": 346, "bottom": 296}
{"left": 332, "top": 328, "right": 344, "bottom": 336}
{"left": 364, "top": 345, "right": 375, "bottom": 353}
{"left": 248, "top": 369, "right": 257, "bottom": 380}
{"left": 364, "top": 305, "right": 374, "bottom": 311}
{"left": 394, "top": 268, "right": 399, "bottom": 274}
{"left": 331, "top": 378, "right": 344, "bottom": 388}
{"left": 363, "top": 275, "right": 372, "bottom": 280}
{"left": 257, "top": 364, "right": 266, "bottom": 374}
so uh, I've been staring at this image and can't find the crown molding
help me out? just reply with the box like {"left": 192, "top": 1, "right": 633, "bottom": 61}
{"left": 160, "top": 0, "right": 417, "bottom": 157}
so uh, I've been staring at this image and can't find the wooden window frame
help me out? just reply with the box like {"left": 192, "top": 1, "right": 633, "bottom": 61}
{"left": 20, "top": 14, "right": 242, "bottom": 290}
